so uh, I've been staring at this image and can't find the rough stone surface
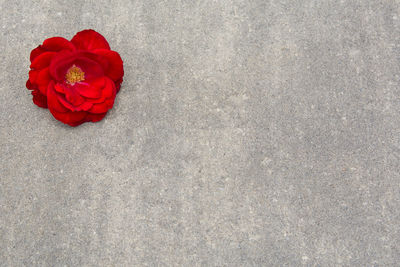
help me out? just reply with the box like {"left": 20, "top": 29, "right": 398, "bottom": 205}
{"left": 1, "top": 0, "right": 399, "bottom": 266}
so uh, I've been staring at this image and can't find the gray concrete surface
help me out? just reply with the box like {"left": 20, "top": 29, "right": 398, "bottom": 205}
{"left": 1, "top": 0, "right": 399, "bottom": 266}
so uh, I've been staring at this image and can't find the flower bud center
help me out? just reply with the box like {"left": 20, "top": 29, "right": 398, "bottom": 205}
{"left": 65, "top": 65, "right": 85, "bottom": 84}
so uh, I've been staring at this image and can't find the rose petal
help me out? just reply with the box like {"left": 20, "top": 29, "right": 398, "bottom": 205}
{"left": 92, "top": 49, "right": 124, "bottom": 82}
{"left": 48, "top": 84, "right": 87, "bottom": 126}
{"left": 73, "top": 57, "right": 104, "bottom": 80}
{"left": 26, "top": 79, "right": 38, "bottom": 90}
{"left": 55, "top": 94, "right": 76, "bottom": 111}
{"left": 101, "top": 77, "right": 116, "bottom": 98}
{"left": 47, "top": 81, "right": 69, "bottom": 113}
{"left": 28, "top": 71, "right": 39, "bottom": 87}
{"left": 49, "top": 51, "right": 104, "bottom": 82}
{"left": 36, "top": 68, "right": 51, "bottom": 95}
{"left": 48, "top": 50, "right": 75, "bottom": 81}
{"left": 56, "top": 92, "right": 92, "bottom": 112}
{"left": 85, "top": 77, "right": 116, "bottom": 105}
{"left": 71, "top": 29, "right": 110, "bottom": 51}
{"left": 50, "top": 109, "right": 87, "bottom": 126}
{"left": 30, "top": 37, "right": 75, "bottom": 62}
{"left": 78, "top": 51, "right": 110, "bottom": 70}
{"left": 86, "top": 96, "right": 106, "bottom": 104}
{"left": 42, "top": 37, "right": 75, "bottom": 51}
{"left": 86, "top": 112, "right": 107, "bottom": 122}
{"left": 66, "top": 118, "right": 88, "bottom": 127}
{"left": 32, "top": 89, "right": 48, "bottom": 108}
{"left": 30, "top": 46, "right": 46, "bottom": 62}
{"left": 115, "top": 77, "right": 123, "bottom": 93}
{"left": 89, "top": 98, "right": 115, "bottom": 114}
{"left": 54, "top": 84, "right": 93, "bottom": 112}
{"left": 54, "top": 83, "right": 66, "bottom": 93}
{"left": 30, "top": 52, "right": 56, "bottom": 70}
{"left": 74, "top": 78, "right": 104, "bottom": 98}
{"left": 63, "top": 86, "right": 85, "bottom": 107}
{"left": 77, "top": 101, "right": 93, "bottom": 111}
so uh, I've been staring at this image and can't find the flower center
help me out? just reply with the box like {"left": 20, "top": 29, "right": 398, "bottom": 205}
{"left": 65, "top": 65, "right": 85, "bottom": 84}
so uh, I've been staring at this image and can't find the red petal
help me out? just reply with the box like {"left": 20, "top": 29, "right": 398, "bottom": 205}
{"left": 86, "top": 112, "right": 107, "bottom": 122}
{"left": 71, "top": 29, "right": 110, "bottom": 51}
{"left": 55, "top": 93, "right": 76, "bottom": 111}
{"left": 49, "top": 51, "right": 104, "bottom": 82}
{"left": 51, "top": 109, "right": 87, "bottom": 126}
{"left": 53, "top": 84, "right": 93, "bottom": 112}
{"left": 89, "top": 98, "right": 115, "bottom": 114}
{"left": 92, "top": 49, "right": 124, "bottom": 82}
{"left": 63, "top": 86, "right": 85, "bottom": 106}
{"left": 54, "top": 83, "right": 66, "bottom": 93}
{"left": 85, "top": 77, "right": 116, "bottom": 105}
{"left": 30, "top": 46, "right": 46, "bottom": 62}
{"left": 28, "top": 70, "right": 39, "bottom": 84}
{"left": 42, "top": 37, "right": 75, "bottom": 51}
{"left": 101, "top": 77, "right": 116, "bottom": 98}
{"left": 32, "top": 89, "right": 48, "bottom": 108}
{"left": 73, "top": 57, "right": 104, "bottom": 79}
{"left": 26, "top": 79, "right": 38, "bottom": 90}
{"left": 66, "top": 119, "right": 87, "bottom": 127}
{"left": 86, "top": 96, "right": 106, "bottom": 104}
{"left": 77, "top": 101, "right": 93, "bottom": 111}
{"left": 74, "top": 78, "right": 104, "bottom": 98}
{"left": 30, "top": 52, "right": 56, "bottom": 70}
{"left": 48, "top": 84, "right": 87, "bottom": 126}
{"left": 47, "top": 82, "right": 68, "bottom": 113}
{"left": 115, "top": 77, "right": 123, "bottom": 93}
{"left": 30, "top": 37, "right": 75, "bottom": 62}
{"left": 36, "top": 68, "right": 51, "bottom": 95}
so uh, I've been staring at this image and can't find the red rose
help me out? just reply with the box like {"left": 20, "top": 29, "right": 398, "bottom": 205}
{"left": 26, "top": 29, "right": 124, "bottom": 126}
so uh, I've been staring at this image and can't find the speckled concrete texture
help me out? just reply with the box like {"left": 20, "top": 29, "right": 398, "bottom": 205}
{"left": 1, "top": 0, "right": 399, "bottom": 266}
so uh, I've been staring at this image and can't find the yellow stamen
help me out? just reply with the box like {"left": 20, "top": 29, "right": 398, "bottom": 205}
{"left": 65, "top": 65, "right": 85, "bottom": 84}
